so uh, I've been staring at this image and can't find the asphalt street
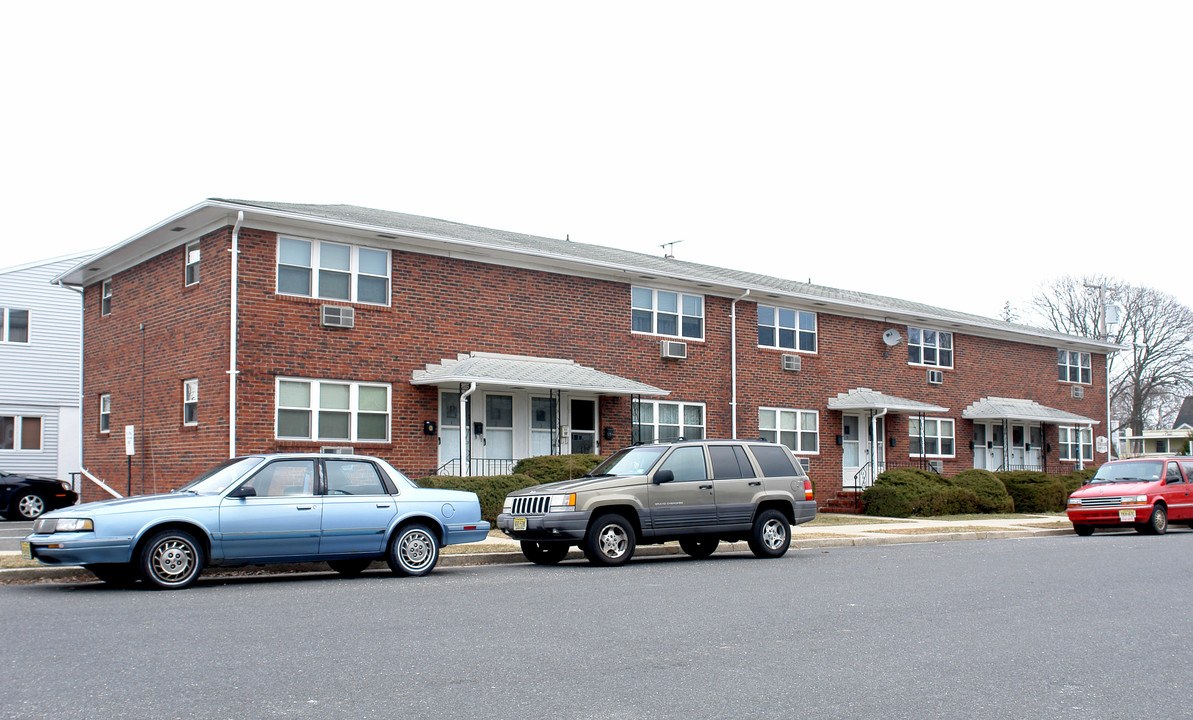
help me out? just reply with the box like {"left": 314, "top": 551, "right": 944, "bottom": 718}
{"left": 2, "top": 532, "right": 1189, "bottom": 720}
{"left": 0, "top": 520, "right": 32, "bottom": 553}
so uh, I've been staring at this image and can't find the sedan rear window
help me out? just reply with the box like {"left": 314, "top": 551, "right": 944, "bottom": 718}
{"left": 748, "top": 444, "right": 799, "bottom": 478}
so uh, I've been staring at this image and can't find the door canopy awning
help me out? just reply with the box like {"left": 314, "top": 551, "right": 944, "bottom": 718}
{"left": 962, "top": 397, "right": 1099, "bottom": 425}
{"left": 411, "top": 352, "right": 669, "bottom": 397}
{"left": 826, "top": 387, "right": 949, "bottom": 415}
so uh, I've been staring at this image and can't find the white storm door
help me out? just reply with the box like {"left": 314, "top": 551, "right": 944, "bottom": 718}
{"left": 482, "top": 395, "right": 514, "bottom": 472}
{"left": 989, "top": 424, "right": 1005, "bottom": 470}
{"left": 842, "top": 415, "right": 862, "bottom": 487}
{"left": 438, "top": 391, "right": 462, "bottom": 475}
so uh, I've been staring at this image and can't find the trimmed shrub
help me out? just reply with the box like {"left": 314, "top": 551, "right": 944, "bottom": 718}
{"left": 861, "top": 468, "right": 953, "bottom": 518}
{"left": 417, "top": 473, "right": 540, "bottom": 525}
{"left": 858, "top": 484, "right": 912, "bottom": 518}
{"left": 996, "top": 471, "right": 1068, "bottom": 513}
{"left": 918, "top": 487, "right": 982, "bottom": 516}
{"left": 1058, "top": 467, "right": 1098, "bottom": 495}
{"left": 512, "top": 454, "right": 604, "bottom": 485}
{"left": 951, "top": 469, "right": 1015, "bottom": 513}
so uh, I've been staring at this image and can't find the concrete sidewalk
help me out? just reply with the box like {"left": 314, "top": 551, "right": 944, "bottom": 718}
{"left": 1, "top": 513, "right": 1076, "bottom": 583}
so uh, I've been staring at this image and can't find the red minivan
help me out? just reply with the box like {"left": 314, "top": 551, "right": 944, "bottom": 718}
{"left": 1067, "top": 457, "right": 1193, "bottom": 535}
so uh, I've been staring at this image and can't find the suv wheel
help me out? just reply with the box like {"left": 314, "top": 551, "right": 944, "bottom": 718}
{"left": 585, "top": 514, "right": 635, "bottom": 566}
{"left": 521, "top": 541, "right": 570, "bottom": 565}
{"left": 748, "top": 509, "right": 790, "bottom": 559}
{"left": 679, "top": 536, "right": 718, "bottom": 559}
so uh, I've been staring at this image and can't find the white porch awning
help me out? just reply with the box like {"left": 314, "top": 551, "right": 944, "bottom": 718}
{"left": 411, "top": 352, "right": 669, "bottom": 396}
{"left": 826, "top": 387, "right": 948, "bottom": 414}
{"left": 962, "top": 397, "right": 1099, "bottom": 425}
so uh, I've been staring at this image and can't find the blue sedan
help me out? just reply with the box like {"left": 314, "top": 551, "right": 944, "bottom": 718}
{"left": 21, "top": 454, "right": 490, "bottom": 589}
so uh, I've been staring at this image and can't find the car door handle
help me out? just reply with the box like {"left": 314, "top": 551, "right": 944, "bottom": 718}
{"left": 376, "top": 503, "right": 391, "bottom": 509}
{"left": 698, "top": 484, "right": 712, "bottom": 490}
{"left": 296, "top": 505, "right": 315, "bottom": 510}
{"left": 749, "top": 481, "right": 762, "bottom": 486}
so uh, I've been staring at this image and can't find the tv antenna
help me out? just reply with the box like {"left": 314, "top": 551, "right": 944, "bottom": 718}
{"left": 660, "top": 240, "right": 683, "bottom": 258}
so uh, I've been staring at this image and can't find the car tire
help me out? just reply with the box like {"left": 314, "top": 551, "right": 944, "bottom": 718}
{"left": 584, "top": 513, "right": 635, "bottom": 566}
{"left": 1072, "top": 524, "right": 1095, "bottom": 537}
{"left": 88, "top": 563, "right": 139, "bottom": 587}
{"left": 748, "top": 509, "right": 790, "bottom": 559}
{"left": 12, "top": 491, "right": 47, "bottom": 520}
{"left": 520, "top": 541, "right": 570, "bottom": 565}
{"left": 1145, "top": 505, "right": 1168, "bottom": 535}
{"left": 328, "top": 558, "right": 374, "bottom": 577}
{"left": 679, "top": 536, "right": 719, "bottom": 559}
{"left": 138, "top": 529, "right": 205, "bottom": 590}
{"left": 387, "top": 524, "right": 440, "bottom": 577}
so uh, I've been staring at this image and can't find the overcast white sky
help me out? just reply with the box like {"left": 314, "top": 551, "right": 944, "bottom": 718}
{"left": 2, "top": 1, "right": 1190, "bottom": 321}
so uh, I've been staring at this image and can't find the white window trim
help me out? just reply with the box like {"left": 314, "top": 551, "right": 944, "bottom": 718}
{"left": 275, "top": 377, "right": 392, "bottom": 443}
{"left": 100, "top": 280, "right": 112, "bottom": 316}
{"left": 1058, "top": 425, "right": 1093, "bottom": 461}
{"left": 0, "top": 415, "right": 42, "bottom": 452}
{"left": 909, "top": 417, "right": 956, "bottom": 458}
{"left": 758, "top": 407, "right": 820, "bottom": 455}
{"left": 630, "top": 286, "right": 705, "bottom": 341}
{"left": 632, "top": 400, "right": 706, "bottom": 443}
{"left": 184, "top": 241, "right": 201, "bottom": 286}
{"left": 183, "top": 378, "right": 199, "bottom": 426}
{"left": 756, "top": 305, "right": 818, "bottom": 354}
{"left": 1058, "top": 350, "right": 1092, "bottom": 385}
{"left": 907, "top": 326, "right": 954, "bottom": 369}
{"left": 99, "top": 394, "right": 111, "bottom": 434}
{"left": 275, "top": 236, "right": 392, "bottom": 307}
{"left": 0, "top": 308, "right": 30, "bottom": 344}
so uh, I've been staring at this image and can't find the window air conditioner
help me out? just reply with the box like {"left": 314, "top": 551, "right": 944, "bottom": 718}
{"left": 927, "top": 459, "right": 944, "bottom": 473}
{"left": 782, "top": 354, "right": 802, "bottom": 372}
{"left": 660, "top": 340, "right": 688, "bottom": 359}
{"left": 320, "top": 446, "right": 354, "bottom": 455}
{"left": 927, "top": 369, "right": 943, "bottom": 385}
{"left": 321, "top": 305, "right": 355, "bottom": 329}
{"left": 1071, "top": 385, "right": 1084, "bottom": 399}
{"left": 795, "top": 457, "right": 811, "bottom": 473}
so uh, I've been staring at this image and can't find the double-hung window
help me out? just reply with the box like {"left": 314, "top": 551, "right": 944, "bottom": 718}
{"left": 99, "top": 394, "right": 111, "bottom": 433}
{"left": 758, "top": 408, "right": 819, "bottom": 453}
{"left": 909, "top": 417, "right": 955, "bottom": 457}
{"left": 632, "top": 400, "right": 705, "bottom": 443}
{"left": 757, "top": 306, "right": 816, "bottom": 352}
{"left": 276, "top": 378, "right": 390, "bottom": 442}
{"left": 908, "top": 327, "right": 953, "bottom": 368}
{"left": 183, "top": 379, "right": 198, "bottom": 425}
{"left": 631, "top": 287, "right": 704, "bottom": 339}
{"left": 1058, "top": 350, "right": 1091, "bottom": 384}
{"left": 1058, "top": 426, "right": 1093, "bottom": 461}
{"left": 277, "top": 237, "right": 391, "bottom": 305}
{"left": 184, "top": 241, "right": 201, "bottom": 285}
{"left": 100, "top": 280, "right": 112, "bottom": 316}
{"left": 0, "top": 416, "right": 41, "bottom": 451}
{"left": 1, "top": 308, "right": 29, "bottom": 343}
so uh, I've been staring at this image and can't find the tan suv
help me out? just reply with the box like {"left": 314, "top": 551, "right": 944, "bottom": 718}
{"left": 496, "top": 439, "right": 817, "bottom": 566}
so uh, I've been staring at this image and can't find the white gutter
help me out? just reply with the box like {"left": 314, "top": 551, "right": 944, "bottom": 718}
{"left": 458, "top": 382, "right": 477, "bottom": 477}
{"left": 228, "top": 211, "right": 244, "bottom": 458}
{"left": 730, "top": 289, "right": 751, "bottom": 439}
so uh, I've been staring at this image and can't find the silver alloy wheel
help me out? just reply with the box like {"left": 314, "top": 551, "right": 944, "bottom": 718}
{"left": 760, "top": 518, "right": 786, "bottom": 550}
{"left": 17, "top": 493, "right": 45, "bottom": 519}
{"left": 597, "top": 522, "right": 629, "bottom": 559}
{"left": 149, "top": 537, "right": 197, "bottom": 584}
{"left": 398, "top": 528, "right": 435, "bottom": 572}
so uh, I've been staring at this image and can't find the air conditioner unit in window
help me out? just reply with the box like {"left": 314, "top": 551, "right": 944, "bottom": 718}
{"left": 927, "top": 459, "right": 944, "bottom": 473}
{"left": 795, "top": 457, "right": 811, "bottom": 473}
{"left": 321, "top": 305, "right": 355, "bottom": 329}
{"left": 660, "top": 340, "right": 687, "bottom": 359}
{"left": 927, "top": 369, "right": 943, "bottom": 385}
{"left": 782, "top": 354, "right": 802, "bottom": 372}
{"left": 1071, "top": 385, "right": 1084, "bottom": 399}
{"left": 320, "top": 446, "right": 354, "bottom": 455}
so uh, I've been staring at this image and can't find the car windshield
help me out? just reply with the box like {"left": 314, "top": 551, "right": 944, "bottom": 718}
{"left": 176, "top": 457, "right": 266, "bottom": 495}
{"left": 588, "top": 446, "right": 668, "bottom": 476}
{"left": 1090, "top": 461, "right": 1164, "bottom": 484}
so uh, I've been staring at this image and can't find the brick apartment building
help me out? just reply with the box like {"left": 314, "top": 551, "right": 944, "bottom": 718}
{"left": 55, "top": 199, "right": 1117, "bottom": 509}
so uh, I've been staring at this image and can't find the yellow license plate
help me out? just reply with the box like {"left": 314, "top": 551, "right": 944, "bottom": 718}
{"left": 513, "top": 517, "right": 527, "bottom": 531}
{"left": 20, "top": 541, "right": 32, "bottom": 560}
{"left": 1119, "top": 509, "right": 1136, "bottom": 522}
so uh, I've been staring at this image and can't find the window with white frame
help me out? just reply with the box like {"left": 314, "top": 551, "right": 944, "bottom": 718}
{"left": 1057, "top": 350, "right": 1091, "bottom": 384}
{"left": 757, "top": 306, "right": 816, "bottom": 352}
{"left": 185, "top": 241, "right": 201, "bottom": 285}
{"left": 183, "top": 378, "right": 198, "bottom": 425}
{"left": 909, "top": 417, "right": 955, "bottom": 457}
{"left": 758, "top": 408, "right": 819, "bottom": 453}
{"left": 1058, "top": 425, "right": 1093, "bottom": 461}
{"left": 99, "top": 394, "right": 111, "bottom": 433}
{"left": 276, "top": 378, "right": 390, "bottom": 442}
{"left": 0, "top": 416, "right": 41, "bottom": 451}
{"left": 632, "top": 400, "right": 705, "bottom": 443}
{"left": 908, "top": 327, "right": 953, "bottom": 368}
{"left": 631, "top": 287, "right": 704, "bottom": 339}
{"left": 276, "top": 237, "right": 390, "bottom": 305}
{"left": 100, "top": 280, "right": 112, "bottom": 316}
{"left": 1, "top": 308, "right": 29, "bottom": 343}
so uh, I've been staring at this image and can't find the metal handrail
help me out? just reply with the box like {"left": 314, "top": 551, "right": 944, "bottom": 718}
{"left": 434, "top": 458, "right": 517, "bottom": 477}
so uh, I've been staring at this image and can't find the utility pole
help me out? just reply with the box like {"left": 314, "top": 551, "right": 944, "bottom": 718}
{"left": 1085, "top": 280, "right": 1113, "bottom": 462}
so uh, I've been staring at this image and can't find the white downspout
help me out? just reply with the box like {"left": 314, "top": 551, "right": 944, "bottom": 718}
{"left": 459, "top": 382, "right": 477, "bottom": 476}
{"left": 228, "top": 211, "right": 244, "bottom": 458}
{"left": 57, "top": 280, "right": 85, "bottom": 487}
{"left": 730, "top": 289, "right": 751, "bottom": 439}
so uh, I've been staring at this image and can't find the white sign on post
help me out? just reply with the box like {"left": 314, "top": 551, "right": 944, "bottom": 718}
{"left": 125, "top": 425, "right": 136, "bottom": 456}
{"left": 1095, "top": 436, "right": 1109, "bottom": 454}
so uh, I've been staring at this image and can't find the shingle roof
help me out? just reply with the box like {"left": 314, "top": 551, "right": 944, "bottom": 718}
{"left": 411, "top": 352, "right": 668, "bottom": 396}
{"left": 962, "top": 397, "right": 1099, "bottom": 425}
{"left": 826, "top": 388, "right": 949, "bottom": 414}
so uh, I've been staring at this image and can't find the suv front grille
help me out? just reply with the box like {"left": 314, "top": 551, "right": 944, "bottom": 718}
{"left": 510, "top": 496, "right": 550, "bottom": 515}
{"left": 1078, "top": 497, "right": 1125, "bottom": 508}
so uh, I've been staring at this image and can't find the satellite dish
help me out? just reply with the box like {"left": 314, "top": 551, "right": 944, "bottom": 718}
{"left": 882, "top": 329, "right": 902, "bottom": 346}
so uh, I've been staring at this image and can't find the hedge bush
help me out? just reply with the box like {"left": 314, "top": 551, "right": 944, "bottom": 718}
{"left": 996, "top": 471, "right": 1069, "bottom": 513}
{"left": 951, "top": 469, "right": 1015, "bottom": 513}
{"left": 512, "top": 454, "right": 604, "bottom": 484}
{"left": 861, "top": 468, "right": 973, "bottom": 518}
{"left": 417, "top": 473, "right": 541, "bottom": 525}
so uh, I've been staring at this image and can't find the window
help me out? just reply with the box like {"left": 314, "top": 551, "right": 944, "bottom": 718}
{"left": 1058, "top": 426, "right": 1092, "bottom": 461}
{"left": 750, "top": 444, "right": 801, "bottom": 477}
{"left": 184, "top": 241, "right": 201, "bottom": 285}
{"left": 0, "top": 416, "right": 41, "bottom": 451}
{"left": 632, "top": 400, "right": 705, "bottom": 443}
{"left": 908, "top": 327, "right": 953, "bottom": 368}
{"left": 630, "top": 287, "right": 704, "bottom": 339}
{"left": 277, "top": 237, "right": 390, "bottom": 305}
{"left": 1, "top": 308, "right": 29, "bottom": 343}
{"left": 709, "top": 445, "right": 756, "bottom": 480}
{"left": 656, "top": 446, "right": 708, "bottom": 482}
{"left": 758, "top": 408, "right": 818, "bottom": 453}
{"left": 276, "top": 378, "right": 390, "bottom": 442}
{"left": 909, "top": 417, "right": 955, "bottom": 457}
{"left": 1058, "top": 350, "right": 1091, "bottom": 384}
{"left": 183, "top": 379, "right": 198, "bottom": 425}
{"left": 100, "top": 280, "right": 112, "bottom": 316}
{"left": 757, "top": 305, "right": 816, "bottom": 352}
{"left": 240, "top": 460, "right": 316, "bottom": 497}
{"left": 99, "top": 394, "right": 111, "bottom": 433}
{"left": 325, "top": 460, "right": 387, "bottom": 495}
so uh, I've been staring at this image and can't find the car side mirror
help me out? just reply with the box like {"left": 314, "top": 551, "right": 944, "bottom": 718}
{"left": 228, "top": 486, "right": 257, "bottom": 498}
{"left": 654, "top": 469, "right": 674, "bottom": 484}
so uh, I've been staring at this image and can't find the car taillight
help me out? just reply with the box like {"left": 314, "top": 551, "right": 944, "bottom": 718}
{"left": 803, "top": 479, "right": 814, "bottom": 501}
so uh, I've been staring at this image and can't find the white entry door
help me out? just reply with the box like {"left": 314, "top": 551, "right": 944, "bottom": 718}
{"left": 974, "top": 423, "right": 1005, "bottom": 470}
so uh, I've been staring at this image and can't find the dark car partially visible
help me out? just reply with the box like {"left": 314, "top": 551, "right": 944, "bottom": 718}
{"left": 0, "top": 471, "right": 78, "bottom": 520}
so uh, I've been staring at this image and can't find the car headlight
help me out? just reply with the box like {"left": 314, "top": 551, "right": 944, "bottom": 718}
{"left": 1122, "top": 495, "right": 1148, "bottom": 505}
{"left": 548, "top": 493, "right": 577, "bottom": 512}
{"left": 59, "top": 481, "right": 72, "bottom": 492}
{"left": 1067, "top": 497, "right": 1082, "bottom": 506}
{"left": 502, "top": 497, "right": 514, "bottom": 513}
{"left": 33, "top": 518, "right": 94, "bottom": 533}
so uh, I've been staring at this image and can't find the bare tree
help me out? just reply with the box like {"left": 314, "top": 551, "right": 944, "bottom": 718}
{"left": 1031, "top": 276, "right": 1193, "bottom": 435}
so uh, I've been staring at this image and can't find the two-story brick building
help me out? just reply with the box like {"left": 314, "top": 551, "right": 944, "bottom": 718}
{"left": 55, "top": 199, "right": 1116, "bottom": 508}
